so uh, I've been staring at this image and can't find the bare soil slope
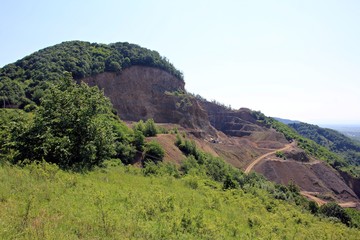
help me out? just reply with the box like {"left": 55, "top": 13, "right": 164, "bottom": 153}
{"left": 254, "top": 157, "right": 359, "bottom": 204}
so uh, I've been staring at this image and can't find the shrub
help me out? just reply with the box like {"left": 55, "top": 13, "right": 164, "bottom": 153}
{"left": 319, "top": 202, "right": 351, "bottom": 226}
{"left": 144, "top": 119, "right": 157, "bottom": 137}
{"left": 133, "top": 119, "right": 158, "bottom": 137}
{"left": 143, "top": 141, "right": 164, "bottom": 163}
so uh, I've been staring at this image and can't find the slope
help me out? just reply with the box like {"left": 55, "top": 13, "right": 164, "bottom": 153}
{"left": 1, "top": 162, "right": 359, "bottom": 239}
{"left": 289, "top": 122, "right": 360, "bottom": 166}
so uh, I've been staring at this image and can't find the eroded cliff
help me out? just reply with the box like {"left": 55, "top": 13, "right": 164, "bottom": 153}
{"left": 81, "top": 66, "right": 214, "bottom": 135}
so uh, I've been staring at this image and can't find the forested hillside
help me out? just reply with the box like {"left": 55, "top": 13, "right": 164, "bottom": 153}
{"left": 289, "top": 122, "right": 360, "bottom": 167}
{"left": 0, "top": 41, "right": 183, "bottom": 108}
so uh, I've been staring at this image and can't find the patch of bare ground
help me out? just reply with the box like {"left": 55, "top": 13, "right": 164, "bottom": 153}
{"left": 254, "top": 159, "right": 360, "bottom": 205}
{"left": 301, "top": 191, "right": 359, "bottom": 208}
{"left": 146, "top": 133, "right": 219, "bottom": 165}
{"left": 208, "top": 130, "right": 290, "bottom": 169}
{"left": 146, "top": 134, "right": 185, "bottom": 165}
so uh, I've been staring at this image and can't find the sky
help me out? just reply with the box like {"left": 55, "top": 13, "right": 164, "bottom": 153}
{"left": 1, "top": 0, "right": 359, "bottom": 125}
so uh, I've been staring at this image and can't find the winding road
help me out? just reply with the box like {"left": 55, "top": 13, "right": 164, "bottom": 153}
{"left": 244, "top": 143, "right": 358, "bottom": 208}
{"left": 244, "top": 142, "right": 294, "bottom": 174}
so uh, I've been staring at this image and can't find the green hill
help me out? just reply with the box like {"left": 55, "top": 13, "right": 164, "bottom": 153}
{"left": 1, "top": 41, "right": 360, "bottom": 237}
{"left": 0, "top": 41, "right": 183, "bottom": 108}
{"left": 289, "top": 122, "right": 360, "bottom": 167}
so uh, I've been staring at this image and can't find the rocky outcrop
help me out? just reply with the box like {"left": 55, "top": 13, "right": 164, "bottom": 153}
{"left": 339, "top": 170, "right": 360, "bottom": 199}
{"left": 199, "top": 101, "right": 266, "bottom": 137}
{"left": 284, "top": 149, "right": 310, "bottom": 162}
{"left": 81, "top": 66, "right": 214, "bottom": 135}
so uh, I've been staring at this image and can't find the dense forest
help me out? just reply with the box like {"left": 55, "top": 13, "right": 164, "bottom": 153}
{"left": 0, "top": 41, "right": 183, "bottom": 108}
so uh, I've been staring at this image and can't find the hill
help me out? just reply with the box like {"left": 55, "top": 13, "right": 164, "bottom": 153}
{"left": 288, "top": 122, "right": 360, "bottom": 167}
{"left": 1, "top": 41, "right": 360, "bottom": 236}
{"left": 273, "top": 117, "right": 301, "bottom": 125}
{"left": 0, "top": 41, "right": 183, "bottom": 108}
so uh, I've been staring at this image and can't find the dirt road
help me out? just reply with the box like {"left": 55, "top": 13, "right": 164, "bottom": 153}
{"left": 300, "top": 191, "right": 327, "bottom": 205}
{"left": 301, "top": 191, "right": 358, "bottom": 208}
{"left": 244, "top": 142, "right": 294, "bottom": 174}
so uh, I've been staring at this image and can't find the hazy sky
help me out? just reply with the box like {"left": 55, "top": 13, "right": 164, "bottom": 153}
{"left": 1, "top": 0, "right": 359, "bottom": 125}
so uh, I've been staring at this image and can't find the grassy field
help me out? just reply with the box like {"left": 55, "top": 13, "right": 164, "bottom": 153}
{"left": 0, "top": 161, "right": 358, "bottom": 239}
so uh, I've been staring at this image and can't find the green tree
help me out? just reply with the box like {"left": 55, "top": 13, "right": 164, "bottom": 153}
{"left": 133, "top": 120, "right": 145, "bottom": 133}
{"left": 144, "top": 118, "right": 158, "bottom": 137}
{"left": 143, "top": 141, "right": 164, "bottom": 164}
{"left": 13, "top": 75, "right": 118, "bottom": 170}
{"left": 319, "top": 202, "right": 351, "bottom": 226}
{"left": 0, "top": 78, "right": 24, "bottom": 107}
{"left": 133, "top": 130, "right": 145, "bottom": 151}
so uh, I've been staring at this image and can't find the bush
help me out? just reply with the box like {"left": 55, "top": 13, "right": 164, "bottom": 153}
{"left": 144, "top": 119, "right": 157, "bottom": 137}
{"left": 133, "top": 119, "right": 158, "bottom": 137}
{"left": 143, "top": 141, "right": 164, "bottom": 163}
{"left": 319, "top": 202, "right": 351, "bottom": 226}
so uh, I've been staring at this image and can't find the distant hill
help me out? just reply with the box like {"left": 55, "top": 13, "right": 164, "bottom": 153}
{"left": 288, "top": 122, "right": 360, "bottom": 166}
{"left": 323, "top": 125, "right": 360, "bottom": 142}
{"left": 273, "top": 117, "right": 301, "bottom": 125}
{"left": 0, "top": 41, "right": 183, "bottom": 108}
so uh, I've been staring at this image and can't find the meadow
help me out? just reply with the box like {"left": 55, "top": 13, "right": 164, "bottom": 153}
{"left": 0, "top": 161, "right": 358, "bottom": 239}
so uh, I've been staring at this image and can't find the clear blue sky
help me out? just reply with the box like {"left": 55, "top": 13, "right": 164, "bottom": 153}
{"left": 1, "top": 0, "right": 359, "bottom": 125}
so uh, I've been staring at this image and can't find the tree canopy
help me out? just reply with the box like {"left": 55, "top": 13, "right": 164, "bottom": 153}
{"left": 10, "top": 74, "right": 135, "bottom": 170}
{"left": 0, "top": 41, "right": 183, "bottom": 108}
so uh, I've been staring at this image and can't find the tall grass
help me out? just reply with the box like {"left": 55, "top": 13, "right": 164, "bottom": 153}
{"left": 0, "top": 161, "right": 358, "bottom": 239}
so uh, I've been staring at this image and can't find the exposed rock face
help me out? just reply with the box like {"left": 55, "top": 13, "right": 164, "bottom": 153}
{"left": 339, "top": 170, "right": 360, "bottom": 199}
{"left": 81, "top": 66, "right": 214, "bottom": 134}
{"left": 199, "top": 101, "right": 266, "bottom": 137}
{"left": 284, "top": 149, "right": 310, "bottom": 162}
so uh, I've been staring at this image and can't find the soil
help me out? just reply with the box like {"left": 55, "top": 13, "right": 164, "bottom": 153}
{"left": 79, "top": 67, "right": 360, "bottom": 207}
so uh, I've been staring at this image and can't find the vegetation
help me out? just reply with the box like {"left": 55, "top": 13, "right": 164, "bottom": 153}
{"left": 289, "top": 122, "right": 360, "bottom": 166}
{"left": 275, "top": 151, "right": 285, "bottom": 159}
{"left": 133, "top": 119, "right": 159, "bottom": 137}
{"left": 0, "top": 88, "right": 359, "bottom": 238}
{"left": 143, "top": 141, "right": 165, "bottom": 163}
{"left": 318, "top": 202, "right": 351, "bottom": 226}
{"left": 0, "top": 77, "right": 139, "bottom": 170}
{"left": 0, "top": 161, "right": 359, "bottom": 239}
{"left": 346, "top": 208, "right": 360, "bottom": 228}
{"left": 0, "top": 41, "right": 183, "bottom": 108}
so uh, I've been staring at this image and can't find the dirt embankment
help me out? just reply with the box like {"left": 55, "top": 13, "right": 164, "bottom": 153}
{"left": 254, "top": 158, "right": 359, "bottom": 204}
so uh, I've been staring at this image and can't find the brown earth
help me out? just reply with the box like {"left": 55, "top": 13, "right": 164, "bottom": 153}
{"left": 82, "top": 66, "right": 216, "bottom": 136}
{"left": 79, "top": 67, "right": 360, "bottom": 206}
{"left": 244, "top": 142, "right": 294, "bottom": 174}
{"left": 254, "top": 158, "right": 359, "bottom": 204}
